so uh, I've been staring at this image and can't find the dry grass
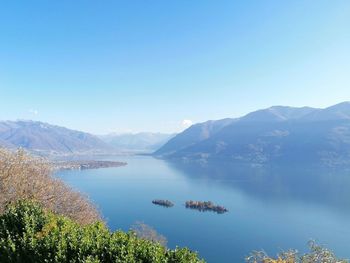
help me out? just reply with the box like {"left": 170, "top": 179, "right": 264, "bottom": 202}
{"left": 0, "top": 148, "right": 101, "bottom": 225}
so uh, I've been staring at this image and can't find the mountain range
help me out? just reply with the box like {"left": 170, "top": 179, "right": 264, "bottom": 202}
{"left": 155, "top": 102, "right": 350, "bottom": 166}
{"left": 0, "top": 120, "right": 174, "bottom": 156}
{"left": 0, "top": 120, "right": 112, "bottom": 156}
{"left": 2, "top": 102, "right": 350, "bottom": 165}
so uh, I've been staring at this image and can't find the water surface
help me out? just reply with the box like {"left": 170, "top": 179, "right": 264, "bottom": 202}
{"left": 58, "top": 156, "right": 350, "bottom": 262}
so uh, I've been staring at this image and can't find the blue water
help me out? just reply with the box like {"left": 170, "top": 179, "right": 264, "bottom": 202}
{"left": 57, "top": 156, "right": 350, "bottom": 262}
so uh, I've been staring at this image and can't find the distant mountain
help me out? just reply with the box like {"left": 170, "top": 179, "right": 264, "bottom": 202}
{"left": 155, "top": 102, "right": 350, "bottom": 166}
{"left": 99, "top": 132, "right": 175, "bottom": 153}
{"left": 0, "top": 120, "right": 112, "bottom": 156}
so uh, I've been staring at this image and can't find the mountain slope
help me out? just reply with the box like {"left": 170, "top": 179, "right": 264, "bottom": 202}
{"left": 301, "top": 102, "right": 350, "bottom": 121}
{"left": 0, "top": 120, "right": 112, "bottom": 156}
{"left": 154, "top": 118, "right": 235, "bottom": 156}
{"left": 155, "top": 102, "right": 350, "bottom": 166}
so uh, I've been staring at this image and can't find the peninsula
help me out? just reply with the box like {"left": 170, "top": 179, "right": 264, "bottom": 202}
{"left": 53, "top": 160, "right": 127, "bottom": 171}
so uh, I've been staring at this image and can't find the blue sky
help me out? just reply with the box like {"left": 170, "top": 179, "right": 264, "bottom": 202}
{"left": 0, "top": 1, "right": 349, "bottom": 134}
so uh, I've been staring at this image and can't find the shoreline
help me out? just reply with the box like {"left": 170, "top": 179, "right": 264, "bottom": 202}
{"left": 53, "top": 160, "right": 127, "bottom": 171}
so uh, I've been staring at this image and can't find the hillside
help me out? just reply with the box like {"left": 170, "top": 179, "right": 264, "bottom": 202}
{"left": 155, "top": 102, "right": 350, "bottom": 166}
{"left": 0, "top": 120, "right": 112, "bottom": 156}
{"left": 155, "top": 118, "right": 235, "bottom": 156}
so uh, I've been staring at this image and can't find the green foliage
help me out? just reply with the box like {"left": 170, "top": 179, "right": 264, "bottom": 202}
{"left": 0, "top": 200, "right": 204, "bottom": 263}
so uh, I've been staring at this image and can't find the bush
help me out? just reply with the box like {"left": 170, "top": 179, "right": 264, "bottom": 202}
{"left": 0, "top": 200, "right": 204, "bottom": 263}
{"left": 0, "top": 148, "right": 100, "bottom": 224}
{"left": 131, "top": 221, "right": 168, "bottom": 247}
{"left": 246, "top": 240, "right": 348, "bottom": 263}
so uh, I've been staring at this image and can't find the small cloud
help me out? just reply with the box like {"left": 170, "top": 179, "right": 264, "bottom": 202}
{"left": 181, "top": 119, "right": 193, "bottom": 128}
{"left": 29, "top": 109, "right": 39, "bottom": 116}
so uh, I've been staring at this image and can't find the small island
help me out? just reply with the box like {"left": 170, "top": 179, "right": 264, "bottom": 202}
{"left": 53, "top": 160, "right": 127, "bottom": 171}
{"left": 185, "top": 200, "right": 228, "bottom": 214}
{"left": 152, "top": 199, "right": 174, "bottom": 208}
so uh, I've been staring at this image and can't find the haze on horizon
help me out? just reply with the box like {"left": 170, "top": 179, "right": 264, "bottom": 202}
{"left": 1, "top": 1, "right": 349, "bottom": 134}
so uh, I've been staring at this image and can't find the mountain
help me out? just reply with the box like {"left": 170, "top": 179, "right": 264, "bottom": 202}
{"left": 240, "top": 106, "right": 316, "bottom": 122}
{"left": 301, "top": 101, "right": 350, "bottom": 121}
{"left": 155, "top": 118, "right": 235, "bottom": 156}
{"left": 0, "top": 120, "right": 112, "bottom": 156}
{"left": 155, "top": 102, "right": 350, "bottom": 166}
{"left": 99, "top": 132, "right": 175, "bottom": 153}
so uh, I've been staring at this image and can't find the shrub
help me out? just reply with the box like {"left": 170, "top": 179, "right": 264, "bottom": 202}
{"left": 0, "top": 148, "right": 100, "bottom": 224}
{"left": 246, "top": 240, "right": 348, "bottom": 263}
{"left": 0, "top": 200, "right": 204, "bottom": 263}
{"left": 131, "top": 221, "right": 168, "bottom": 247}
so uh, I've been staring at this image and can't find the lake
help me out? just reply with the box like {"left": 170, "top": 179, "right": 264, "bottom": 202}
{"left": 57, "top": 156, "right": 350, "bottom": 262}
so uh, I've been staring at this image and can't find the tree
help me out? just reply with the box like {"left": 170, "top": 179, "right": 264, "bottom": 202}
{"left": 0, "top": 148, "right": 100, "bottom": 224}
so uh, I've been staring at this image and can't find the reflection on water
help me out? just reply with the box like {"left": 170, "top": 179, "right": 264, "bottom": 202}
{"left": 167, "top": 160, "right": 350, "bottom": 215}
{"left": 58, "top": 156, "right": 350, "bottom": 262}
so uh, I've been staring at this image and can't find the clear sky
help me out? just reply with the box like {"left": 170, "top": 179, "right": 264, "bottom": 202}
{"left": 0, "top": 1, "right": 349, "bottom": 134}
